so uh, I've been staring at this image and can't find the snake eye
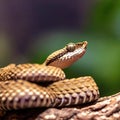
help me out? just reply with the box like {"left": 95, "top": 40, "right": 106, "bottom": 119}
{"left": 66, "top": 43, "right": 76, "bottom": 52}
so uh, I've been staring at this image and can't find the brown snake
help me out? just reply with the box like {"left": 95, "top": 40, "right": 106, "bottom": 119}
{"left": 0, "top": 41, "right": 99, "bottom": 111}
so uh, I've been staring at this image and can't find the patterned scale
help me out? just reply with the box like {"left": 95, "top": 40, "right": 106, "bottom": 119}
{"left": 48, "top": 76, "right": 99, "bottom": 107}
{"left": 0, "top": 80, "right": 56, "bottom": 110}
{"left": 0, "top": 64, "right": 65, "bottom": 82}
{"left": 0, "top": 76, "right": 99, "bottom": 110}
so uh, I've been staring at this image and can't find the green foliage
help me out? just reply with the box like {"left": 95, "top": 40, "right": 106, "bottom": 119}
{"left": 89, "top": 0, "right": 120, "bottom": 37}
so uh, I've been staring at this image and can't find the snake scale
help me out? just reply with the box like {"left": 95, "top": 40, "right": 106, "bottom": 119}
{"left": 0, "top": 41, "right": 99, "bottom": 111}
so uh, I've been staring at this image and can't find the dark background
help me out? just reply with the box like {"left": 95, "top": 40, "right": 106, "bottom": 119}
{"left": 0, "top": 0, "right": 120, "bottom": 96}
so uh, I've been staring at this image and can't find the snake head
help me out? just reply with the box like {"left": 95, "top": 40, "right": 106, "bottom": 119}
{"left": 44, "top": 41, "right": 88, "bottom": 69}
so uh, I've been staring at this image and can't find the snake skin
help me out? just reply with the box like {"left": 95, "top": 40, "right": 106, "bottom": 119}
{"left": 0, "top": 76, "right": 99, "bottom": 110}
{"left": 0, "top": 41, "right": 100, "bottom": 111}
{"left": 0, "top": 64, "right": 65, "bottom": 82}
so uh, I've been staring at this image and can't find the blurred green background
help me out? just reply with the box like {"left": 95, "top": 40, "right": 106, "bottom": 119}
{"left": 0, "top": 0, "right": 120, "bottom": 96}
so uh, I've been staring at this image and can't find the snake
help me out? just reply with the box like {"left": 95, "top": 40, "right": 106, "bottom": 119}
{"left": 0, "top": 41, "right": 99, "bottom": 111}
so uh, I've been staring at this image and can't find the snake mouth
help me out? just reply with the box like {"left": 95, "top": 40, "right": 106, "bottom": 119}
{"left": 76, "top": 41, "right": 88, "bottom": 50}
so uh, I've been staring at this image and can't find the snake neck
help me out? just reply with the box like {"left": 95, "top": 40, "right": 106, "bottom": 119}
{"left": 44, "top": 41, "right": 88, "bottom": 69}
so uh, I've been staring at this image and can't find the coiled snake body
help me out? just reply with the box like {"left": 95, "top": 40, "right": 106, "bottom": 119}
{"left": 0, "top": 41, "right": 99, "bottom": 111}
